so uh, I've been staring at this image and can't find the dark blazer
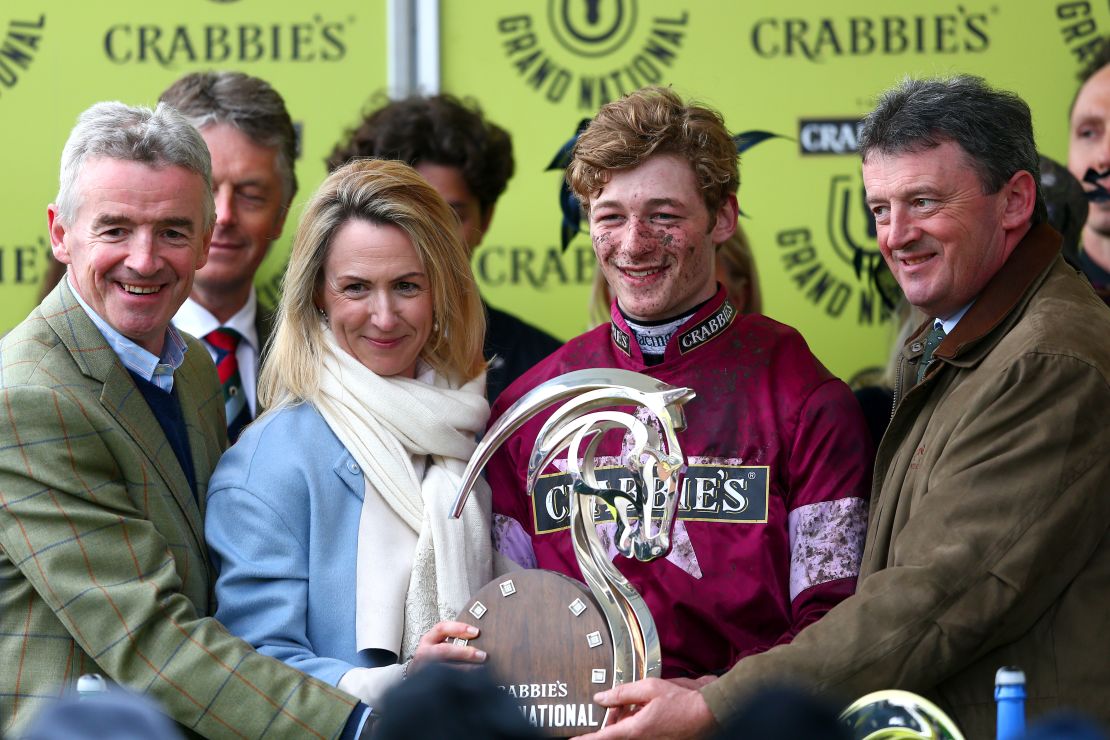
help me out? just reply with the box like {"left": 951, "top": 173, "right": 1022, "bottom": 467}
{"left": 254, "top": 300, "right": 276, "bottom": 368}
{"left": 483, "top": 302, "right": 561, "bottom": 404}
{"left": 0, "top": 280, "right": 359, "bottom": 738}
{"left": 253, "top": 300, "right": 276, "bottom": 417}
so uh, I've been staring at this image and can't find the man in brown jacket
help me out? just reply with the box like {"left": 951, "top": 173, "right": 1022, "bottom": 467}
{"left": 585, "top": 76, "right": 1110, "bottom": 739}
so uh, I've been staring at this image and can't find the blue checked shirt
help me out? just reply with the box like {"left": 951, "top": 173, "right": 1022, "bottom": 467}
{"left": 66, "top": 277, "right": 186, "bottom": 393}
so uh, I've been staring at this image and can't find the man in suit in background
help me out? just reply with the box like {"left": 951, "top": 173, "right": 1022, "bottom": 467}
{"left": 0, "top": 101, "right": 370, "bottom": 738}
{"left": 161, "top": 71, "right": 296, "bottom": 440}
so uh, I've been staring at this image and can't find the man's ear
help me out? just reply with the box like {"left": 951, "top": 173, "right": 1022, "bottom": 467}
{"left": 710, "top": 194, "right": 739, "bottom": 244}
{"left": 196, "top": 225, "right": 213, "bottom": 270}
{"left": 1001, "top": 170, "right": 1037, "bottom": 230}
{"left": 47, "top": 204, "right": 72, "bottom": 264}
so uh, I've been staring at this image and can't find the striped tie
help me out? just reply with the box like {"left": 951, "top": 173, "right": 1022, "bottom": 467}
{"left": 916, "top": 322, "right": 947, "bottom": 384}
{"left": 205, "top": 327, "right": 251, "bottom": 443}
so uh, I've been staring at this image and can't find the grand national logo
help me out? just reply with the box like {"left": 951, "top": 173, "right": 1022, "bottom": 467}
{"left": 0, "top": 15, "right": 45, "bottom": 100}
{"left": 532, "top": 459, "right": 769, "bottom": 534}
{"left": 1055, "top": 2, "right": 1110, "bottom": 68}
{"left": 498, "top": 1, "right": 689, "bottom": 110}
{"left": 775, "top": 117, "right": 897, "bottom": 326}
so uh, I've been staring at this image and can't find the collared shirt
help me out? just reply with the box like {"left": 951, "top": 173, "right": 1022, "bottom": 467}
{"left": 174, "top": 291, "right": 261, "bottom": 416}
{"left": 618, "top": 295, "right": 710, "bottom": 366}
{"left": 67, "top": 276, "right": 186, "bottom": 393}
{"left": 937, "top": 301, "right": 973, "bottom": 336}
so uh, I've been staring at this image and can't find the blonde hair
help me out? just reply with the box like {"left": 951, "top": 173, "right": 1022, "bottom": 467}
{"left": 567, "top": 86, "right": 738, "bottom": 218}
{"left": 260, "top": 159, "right": 485, "bottom": 408}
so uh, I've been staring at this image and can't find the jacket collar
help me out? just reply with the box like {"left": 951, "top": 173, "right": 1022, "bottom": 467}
{"left": 929, "top": 223, "right": 1062, "bottom": 368}
{"left": 42, "top": 278, "right": 132, "bottom": 385}
{"left": 609, "top": 285, "right": 737, "bottom": 364}
{"left": 43, "top": 279, "right": 208, "bottom": 556}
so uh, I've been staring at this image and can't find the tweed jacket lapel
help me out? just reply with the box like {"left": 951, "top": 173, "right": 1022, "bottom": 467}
{"left": 43, "top": 280, "right": 206, "bottom": 554}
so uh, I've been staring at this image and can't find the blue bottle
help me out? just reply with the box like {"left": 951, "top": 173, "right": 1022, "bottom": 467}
{"left": 995, "top": 666, "right": 1026, "bottom": 740}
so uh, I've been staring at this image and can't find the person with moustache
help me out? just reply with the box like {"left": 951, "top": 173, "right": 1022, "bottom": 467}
{"left": 0, "top": 101, "right": 374, "bottom": 739}
{"left": 587, "top": 76, "right": 1110, "bottom": 740}
{"left": 326, "top": 93, "right": 561, "bottom": 403}
{"left": 161, "top": 71, "right": 296, "bottom": 440}
{"left": 1068, "top": 41, "right": 1110, "bottom": 304}
{"left": 486, "top": 86, "right": 872, "bottom": 688}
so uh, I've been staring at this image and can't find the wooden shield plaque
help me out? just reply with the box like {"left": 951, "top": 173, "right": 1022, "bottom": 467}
{"left": 456, "top": 570, "right": 612, "bottom": 737}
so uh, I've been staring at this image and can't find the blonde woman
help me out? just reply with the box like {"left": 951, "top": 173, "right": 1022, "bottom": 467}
{"left": 205, "top": 159, "right": 498, "bottom": 707}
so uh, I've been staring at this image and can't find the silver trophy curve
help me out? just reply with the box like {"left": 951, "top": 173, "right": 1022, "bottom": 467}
{"left": 451, "top": 368, "right": 696, "bottom": 687}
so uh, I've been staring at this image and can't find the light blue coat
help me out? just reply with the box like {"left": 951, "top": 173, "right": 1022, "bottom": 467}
{"left": 205, "top": 402, "right": 394, "bottom": 687}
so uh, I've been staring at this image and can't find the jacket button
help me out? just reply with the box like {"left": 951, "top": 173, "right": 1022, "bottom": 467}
{"left": 347, "top": 461, "right": 360, "bottom": 475}
{"left": 910, "top": 342, "right": 923, "bottom": 352}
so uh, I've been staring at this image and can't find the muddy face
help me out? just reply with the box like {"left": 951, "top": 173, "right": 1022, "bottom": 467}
{"left": 588, "top": 153, "right": 736, "bottom": 321}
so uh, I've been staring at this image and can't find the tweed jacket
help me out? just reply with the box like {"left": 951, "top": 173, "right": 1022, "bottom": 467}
{"left": 703, "top": 224, "right": 1110, "bottom": 736}
{"left": 0, "top": 280, "right": 360, "bottom": 738}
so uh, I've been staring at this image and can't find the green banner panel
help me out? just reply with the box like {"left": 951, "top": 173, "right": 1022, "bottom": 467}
{"left": 3, "top": 1, "right": 1106, "bottom": 382}
{"left": 0, "top": 0, "right": 387, "bottom": 334}
{"left": 440, "top": 0, "right": 1103, "bottom": 381}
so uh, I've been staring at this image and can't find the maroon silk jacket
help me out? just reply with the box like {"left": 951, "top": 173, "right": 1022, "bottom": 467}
{"left": 488, "top": 287, "right": 873, "bottom": 678}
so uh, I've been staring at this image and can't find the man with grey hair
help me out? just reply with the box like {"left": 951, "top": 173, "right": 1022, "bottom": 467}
{"left": 161, "top": 70, "right": 297, "bottom": 441}
{"left": 585, "top": 76, "right": 1110, "bottom": 739}
{"left": 0, "top": 101, "right": 373, "bottom": 738}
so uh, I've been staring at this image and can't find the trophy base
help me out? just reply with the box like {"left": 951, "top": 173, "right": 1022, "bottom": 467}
{"left": 456, "top": 569, "right": 613, "bottom": 737}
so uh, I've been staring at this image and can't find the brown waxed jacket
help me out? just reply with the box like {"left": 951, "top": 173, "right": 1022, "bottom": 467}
{"left": 704, "top": 223, "right": 1110, "bottom": 737}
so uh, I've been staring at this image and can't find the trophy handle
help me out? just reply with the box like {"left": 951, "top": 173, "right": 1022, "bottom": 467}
{"left": 567, "top": 416, "right": 661, "bottom": 685}
{"left": 572, "top": 483, "right": 662, "bottom": 684}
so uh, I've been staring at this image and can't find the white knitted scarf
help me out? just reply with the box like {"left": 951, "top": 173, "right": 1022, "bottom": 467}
{"left": 314, "top": 330, "right": 493, "bottom": 661}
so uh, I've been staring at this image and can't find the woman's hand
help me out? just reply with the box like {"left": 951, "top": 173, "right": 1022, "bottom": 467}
{"left": 410, "top": 620, "right": 486, "bottom": 674}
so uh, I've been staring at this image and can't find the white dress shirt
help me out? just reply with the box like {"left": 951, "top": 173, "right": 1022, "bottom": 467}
{"left": 68, "top": 275, "right": 187, "bottom": 393}
{"left": 938, "top": 301, "right": 974, "bottom": 336}
{"left": 174, "top": 290, "right": 261, "bottom": 416}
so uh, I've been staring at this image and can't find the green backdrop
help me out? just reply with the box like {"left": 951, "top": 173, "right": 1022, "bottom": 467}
{"left": 0, "top": 0, "right": 387, "bottom": 333}
{"left": 2, "top": 0, "right": 1105, "bottom": 382}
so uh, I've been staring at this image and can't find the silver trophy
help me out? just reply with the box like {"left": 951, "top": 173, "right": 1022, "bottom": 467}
{"left": 452, "top": 369, "right": 695, "bottom": 735}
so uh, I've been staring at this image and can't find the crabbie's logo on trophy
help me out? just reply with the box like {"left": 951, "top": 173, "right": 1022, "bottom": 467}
{"left": 531, "top": 460, "right": 769, "bottom": 534}
{"left": 497, "top": 0, "right": 690, "bottom": 110}
{"left": 451, "top": 369, "right": 694, "bottom": 735}
{"left": 775, "top": 117, "right": 897, "bottom": 327}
